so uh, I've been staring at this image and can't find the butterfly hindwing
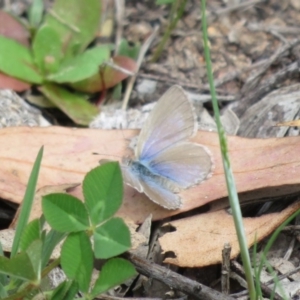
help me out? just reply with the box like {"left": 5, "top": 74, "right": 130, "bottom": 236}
{"left": 139, "top": 177, "right": 182, "bottom": 209}
{"left": 121, "top": 163, "right": 143, "bottom": 193}
{"left": 147, "top": 142, "right": 213, "bottom": 189}
{"left": 136, "top": 85, "right": 197, "bottom": 161}
{"left": 122, "top": 160, "right": 182, "bottom": 209}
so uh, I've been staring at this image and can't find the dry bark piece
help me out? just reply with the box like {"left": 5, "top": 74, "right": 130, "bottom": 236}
{"left": 0, "top": 127, "right": 300, "bottom": 223}
{"left": 238, "top": 83, "right": 300, "bottom": 137}
{"left": 159, "top": 201, "right": 300, "bottom": 267}
{"left": 2, "top": 127, "right": 300, "bottom": 223}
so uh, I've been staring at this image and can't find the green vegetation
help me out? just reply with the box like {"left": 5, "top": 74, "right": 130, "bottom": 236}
{"left": 0, "top": 0, "right": 136, "bottom": 125}
{"left": 0, "top": 149, "right": 136, "bottom": 299}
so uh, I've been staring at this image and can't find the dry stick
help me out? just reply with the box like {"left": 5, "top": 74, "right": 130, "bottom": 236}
{"left": 234, "top": 60, "right": 300, "bottom": 121}
{"left": 241, "top": 38, "right": 300, "bottom": 95}
{"left": 265, "top": 265, "right": 300, "bottom": 285}
{"left": 282, "top": 225, "right": 300, "bottom": 232}
{"left": 97, "top": 296, "right": 163, "bottom": 300}
{"left": 230, "top": 260, "right": 284, "bottom": 300}
{"left": 122, "top": 26, "right": 159, "bottom": 110}
{"left": 114, "top": 0, "right": 125, "bottom": 55}
{"left": 248, "top": 23, "right": 300, "bottom": 35}
{"left": 212, "top": 0, "right": 264, "bottom": 17}
{"left": 221, "top": 243, "right": 231, "bottom": 295}
{"left": 137, "top": 73, "right": 206, "bottom": 90}
{"left": 124, "top": 252, "right": 235, "bottom": 300}
{"left": 139, "top": 58, "right": 266, "bottom": 92}
{"left": 283, "top": 237, "right": 295, "bottom": 260}
{"left": 233, "top": 265, "right": 300, "bottom": 298}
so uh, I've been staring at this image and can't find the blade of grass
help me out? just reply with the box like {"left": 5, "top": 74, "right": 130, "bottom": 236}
{"left": 256, "top": 209, "right": 300, "bottom": 300}
{"left": 11, "top": 147, "right": 44, "bottom": 257}
{"left": 151, "top": 0, "right": 187, "bottom": 63}
{"left": 200, "top": 1, "right": 256, "bottom": 298}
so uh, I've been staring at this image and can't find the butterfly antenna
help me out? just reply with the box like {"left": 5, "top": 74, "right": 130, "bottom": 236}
{"left": 92, "top": 152, "right": 122, "bottom": 159}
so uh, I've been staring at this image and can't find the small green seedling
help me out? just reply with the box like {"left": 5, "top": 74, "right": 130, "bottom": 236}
{"left": 0, "top": 148, "right": 136, "bottom": 299}
{"left": 0, "top": 0, "right": 137, "bottom": 125}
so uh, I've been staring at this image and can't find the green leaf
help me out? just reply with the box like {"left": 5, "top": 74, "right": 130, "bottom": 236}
{"left": 0, "top": 282, "right": 8, "bottom": 298}
{"left": 28, "top": 0, "right": 44, "bottom": 28}
{"left": 93, "top": 217, "right": 131, "bottom": 259}
{"left": 112, "top": 82, "right": 122, "bottom": 100}
{"left": 0, "top": 252, "right": 36, "bottom": 281}
{"left": 70, "top": 55, "right": 137, "bottom": 93}
{"left": 47, "top": 46, "right": 110, "bottom": 83}
{"left": 0, "top": 244, "right": 8, "bottom": 292}
{"left": 43, "top": 0, "right": 101, "bottom": 57}
{"left": 32, "top": 25, "right": 63, "bottom": 74}
{"left": 42, "top": 193, "right": 90, "bottom": 232}
{"left": 0, "top": 35, "right": 42, "bottom": 84}
{"left": 19, "top": 219, "right": 41, "bottom": 251}
{"left": 117, "top": 39, "right": 140, "bottom": 60}
{"left": 156, "top": 0, "right": 174, "bottom": 4}
{"left": 92, "top": 258, "right": 136, "bottom": 296}
{"left": 11, "top": 147, "right": 44, "bottom": 257}
{"left": 42, "top": 229, "right": 66, "bottom": 268}
{"left": 61, "top": 232, "right": 93, "bottom": 293}
{"left": 39, "top": 83, "right": 99, "bottom": 125}
{"left": 83, "top": 162, "right": 123, "bottom": 225}
{"left": 50, "top": 280, "right": 78, "bottom": 300}
{"left": 26, "top": 239, "right": 42, "bottom": 282}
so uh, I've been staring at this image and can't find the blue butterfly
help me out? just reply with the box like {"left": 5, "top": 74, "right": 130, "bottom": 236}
{"left": 122, "top": 85, "right": 213, "bottom": 209}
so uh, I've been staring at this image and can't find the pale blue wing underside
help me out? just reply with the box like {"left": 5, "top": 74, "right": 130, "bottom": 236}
{"left": 121, "top": 164, "right": 143, "bottom": 193}
{"left": 122, "top": 85, "right": 213, "bottom": 210}
{"left": 136, "top": 85, "right": 197, "bottom": 161}
{"left": 147, "top": 142, "right": 212, "bottom": 189}
{"left": 140, "top": 178, "right": 182, "bottom": 209}
{"left": 121, "top": 163, "right": 182, "bottom": 209}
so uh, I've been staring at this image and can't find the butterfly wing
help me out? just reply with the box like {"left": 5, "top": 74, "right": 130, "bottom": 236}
{"left": 121, "top": 160, "right": 182, "bottom": 209}
{"left": 121, "top": 163, "right": 143, "bottom": 193}
{"left": 135, "top": 85, "right": 197, "bottom": 161}
{"left": 148, "top": 142, "right": 213, "bottom": 189}
{"left": 139, "top": 177, "right": 182, "bottom": 209}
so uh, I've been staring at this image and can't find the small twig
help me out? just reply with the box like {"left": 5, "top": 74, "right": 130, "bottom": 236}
{"left": 234, "top": 60, "right": 300, "bottom": 121}
{"left": 283, "top": 237, "right": 295, "bottom": 260}
{"left": 248, "top": 23, "right": 300, "bottom": 35}
{"left": 230, "top": 271, "right": 247, "bottom": 289}
{"left": 213, "top": 0, "right": 264, "bottom": 16}
{"left": 221, "top": 243, "right": 231, "bottom": 295}
{"left": 97, "top": 295, "right": 163, "bottom": 300}
{"left": 122, "top": 26, "right": 159, "bottom": 110}
{"left": 282, "top": 225, "right": 300, "bottom": 232}
{"left": 265, "top": 265, "right": 300, "bottom": 284}
{"left": 123, "top": 252, "right": 234, "bottom": 300}
{"left": 114, "top": 0, "right": 125, "bottom": 55}
{"left": 241, "top": 38, "right": 300, "bottom": 95}
{"left": 138, "top": 73, "right": 207, "bottom": 90}
{"left": 230, "top": 260, "right": 284, "bottom": 300}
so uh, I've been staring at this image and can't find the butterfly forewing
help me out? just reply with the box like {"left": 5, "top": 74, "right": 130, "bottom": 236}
{"left": 136, "top": 85, "right": 197, "bottom": 161}
{"left": 148, "top": 142, "right": 213, "bottom": 189}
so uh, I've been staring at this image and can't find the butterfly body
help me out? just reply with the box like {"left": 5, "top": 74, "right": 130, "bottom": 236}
{"left": 122, "top": 85, "right": 213, "bottom": 210}
{"left": 124, "top": 158, "right": 181, "bottom": 193}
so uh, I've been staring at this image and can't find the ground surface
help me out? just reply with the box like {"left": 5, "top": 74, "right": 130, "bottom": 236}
{"left": 1, "top": 0, "right": 300, "bottom": 298}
